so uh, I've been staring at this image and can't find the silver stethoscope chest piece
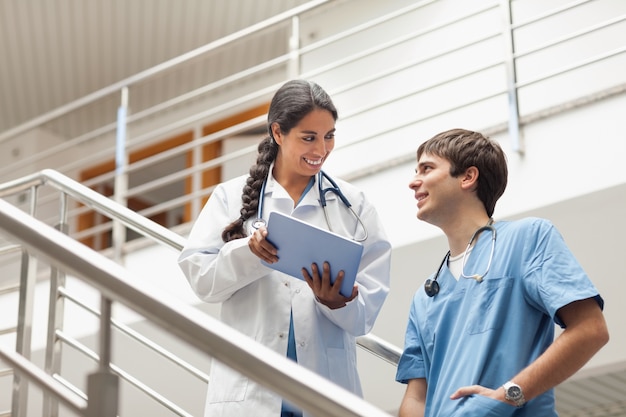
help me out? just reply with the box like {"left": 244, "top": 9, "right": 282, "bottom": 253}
{"left": 424, "top": 219, "right": 497, "bottom": 297}
{"left": 251, "top": 218, "right": 267, "bottom": 229}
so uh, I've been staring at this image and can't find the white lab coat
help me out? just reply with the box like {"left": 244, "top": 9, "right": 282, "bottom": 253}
{"left": 178, "top": 170, "right": 392, "bottom": 417}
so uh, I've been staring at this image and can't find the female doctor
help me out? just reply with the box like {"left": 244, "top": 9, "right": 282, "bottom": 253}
{"left": 178, "top": 79, "right": 392, "bottom": 417}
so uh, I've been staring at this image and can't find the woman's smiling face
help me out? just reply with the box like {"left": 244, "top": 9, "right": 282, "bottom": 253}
{"left": 272, "top": 108, "right": 336, "bottom": 179}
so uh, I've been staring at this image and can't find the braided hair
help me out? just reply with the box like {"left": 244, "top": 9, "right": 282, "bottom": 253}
{"left": 221, "top": 80, "right": 338, "bottom": 242}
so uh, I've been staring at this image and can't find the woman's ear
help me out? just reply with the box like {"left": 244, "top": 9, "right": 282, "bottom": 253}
{"left": 270, "top": 123, "right": 283, "bottom": 145}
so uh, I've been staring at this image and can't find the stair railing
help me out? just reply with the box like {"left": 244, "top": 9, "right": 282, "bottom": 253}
{"left": 0, "top": 196, "right": 394, "bottom": 417}
{"left": 0, "top": 169, "right": 401, "bottom": 416}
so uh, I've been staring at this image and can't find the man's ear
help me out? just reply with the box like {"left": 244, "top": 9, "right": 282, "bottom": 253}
{"left": 270, "top": 123, "right": 283, "bottom": 145}
{"left": 461, "top": 166, "right": 479, "bottom": 191}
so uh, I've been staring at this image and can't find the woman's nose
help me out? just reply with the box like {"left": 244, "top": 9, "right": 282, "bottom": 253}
{"left": 315, "top": 140, "right": 328, "bottom": 155}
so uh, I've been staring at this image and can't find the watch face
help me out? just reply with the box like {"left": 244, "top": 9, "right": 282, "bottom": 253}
{"left": 508, "top": 386, "right": 522, "bottom": 399}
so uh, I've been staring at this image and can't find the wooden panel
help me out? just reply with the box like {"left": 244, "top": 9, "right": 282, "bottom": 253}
{"left": 182, "top": 102, "right": 270, "bottom": 222}
{"left": 78, "top": 131, "right": 193, "bottom": 249}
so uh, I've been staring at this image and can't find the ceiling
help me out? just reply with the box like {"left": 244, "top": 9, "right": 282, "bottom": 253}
{"left": 0, "top": 0, "right": 316, "bottom": 136}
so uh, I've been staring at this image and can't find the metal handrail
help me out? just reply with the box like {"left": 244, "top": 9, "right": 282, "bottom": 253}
{"left": 0, "top": 169, "right": 400, "bottom": 415}
{"left": 0, "top": 0, "right": 503, "bottom": 189}
{"left": 0, "top": 168, "right": 402, "bottom": 361}
{"left": 0, "top": 197, "right": 393, "bottom": 417}
{"left": 59, "top": 286, "right": 209, "bottom": 382}
{"left": 55, "top": 329, "right": 194, "bottom": 417}
{"left": 0, "top": 348, "right": 87, "bottom": 415}
{"left": 0, "top": 326, "right": 17, "bottom": 337}
{"left": 0, "top": 0, "right": 333, "bottom": 145}
{"left": 0, "top": 169, "right": 185, "bottom": 251}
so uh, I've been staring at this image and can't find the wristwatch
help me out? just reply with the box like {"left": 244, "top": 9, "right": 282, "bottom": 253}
{"left": 502, "top": 381, "right": 526, "bottom": 407}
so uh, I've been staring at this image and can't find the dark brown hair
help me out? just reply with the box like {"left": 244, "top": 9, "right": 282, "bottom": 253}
{"left": 417, "top": 128, "right": 508, "bottom": 217}
{"left": 221, "top": 80, "right": 338, "bottom": 242}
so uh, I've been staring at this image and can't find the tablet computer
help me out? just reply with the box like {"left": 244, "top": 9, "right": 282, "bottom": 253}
{"left": 261, "top": 211, "right": 364, "bottom": 298}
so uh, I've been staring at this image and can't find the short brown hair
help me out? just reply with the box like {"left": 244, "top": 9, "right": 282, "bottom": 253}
{"left": 417, "top": 128, "right": 508, "bottom": 217}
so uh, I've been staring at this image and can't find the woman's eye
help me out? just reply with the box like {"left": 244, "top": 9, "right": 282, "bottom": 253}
{"left": 325, "top": 134, "right": 335, "bottom": 140}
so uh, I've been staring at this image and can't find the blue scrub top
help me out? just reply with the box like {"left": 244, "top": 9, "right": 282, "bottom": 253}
{"left": 396, "top": 218, "right": 604, "bottom": 417}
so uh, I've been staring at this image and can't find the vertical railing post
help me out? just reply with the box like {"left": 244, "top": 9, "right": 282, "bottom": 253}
{"left": 43, "top": 192, "right": 69, "bottom": 417}
{"left": 191, "top": 125, "right": 203, "bottom": 222}
{"left": 12, "top": 186, "right": 39, "bottom": 417}
{"left": 113, "top": 87, "right": 129, "bottom": 263}
{"left": 500, "top": 0, "right": 523, "bottom": 153}
{"left": 86, "top": 297, "right": 119, "bottom": 417}
{"left": 288, "top": 15, "right": 301, "bottom": 78}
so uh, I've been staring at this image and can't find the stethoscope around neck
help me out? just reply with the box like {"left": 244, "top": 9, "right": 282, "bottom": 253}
{"left": 251, "top": 170, "right": 368, "bottom": 242}
{"left": 424, "top": 219, "right": 497, "bottom": 297}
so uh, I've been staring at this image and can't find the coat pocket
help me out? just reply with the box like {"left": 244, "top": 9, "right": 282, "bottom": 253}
{"left": 327, "top": 347, "right": 357, "bottom": 392}
{"left": 207, "top": 361, "right": 249, "bottom": 403}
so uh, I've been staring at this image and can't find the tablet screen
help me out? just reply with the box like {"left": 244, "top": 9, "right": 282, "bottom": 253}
{"left": 261, "top": 212, "right": 363, "bottom": 298}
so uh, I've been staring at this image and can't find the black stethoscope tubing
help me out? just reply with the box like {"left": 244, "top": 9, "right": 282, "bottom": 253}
{"left": 424, "top": 222, "right": 496, "bottom": 297}
{"left": 252, "top": 170, "right": 368, "bottom": 242}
